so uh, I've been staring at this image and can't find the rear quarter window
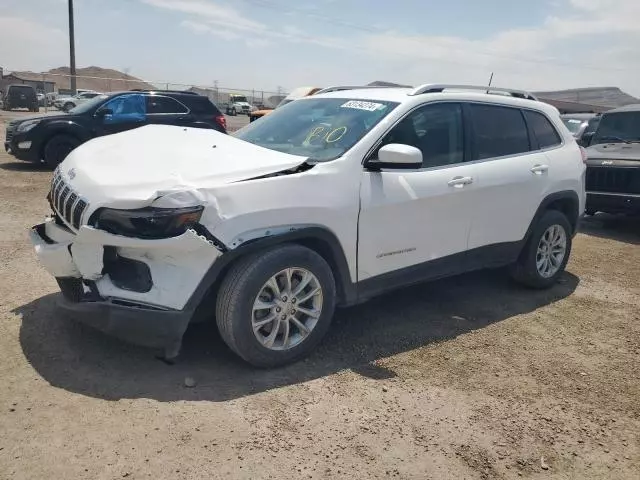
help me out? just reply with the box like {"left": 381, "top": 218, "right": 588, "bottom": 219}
{"left": 524, "top": 110, "right": 562, "bottom": 149}
{"left": 9, "top": 86, "right": 35, "bottom": 94}
{"left": 184, "top": 96, "right": 221, "bottom": 115}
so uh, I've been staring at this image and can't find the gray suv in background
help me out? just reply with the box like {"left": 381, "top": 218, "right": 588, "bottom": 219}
{"left": 583, "top": 105, "right": 640, "bottom": 215}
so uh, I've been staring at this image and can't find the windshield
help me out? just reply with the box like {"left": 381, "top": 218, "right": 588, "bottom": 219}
{"left": 276, "top": 98, "right": 294, "bottom": 108}
{"left": 561, "top": 118, "right": 585, "bottom": 134}
{"left": 234, "top": 97, "right": 399, "bottom": 162}
{"left": 592, "top": 112, "right": 640, "bottom": 144}
{"left": 68, "top": 94, "right": 109, "bottom": 114}
{"left": 232, "top": 96, "right": 248, "bottom": 103}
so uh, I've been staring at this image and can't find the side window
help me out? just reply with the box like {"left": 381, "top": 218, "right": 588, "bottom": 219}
{"left": 379, "top": 103, "right": 464, "bottom": 168}
{"left": 99, "top": 94, "right": 146, "bottom": 123}
{"left": 146, "top": 96, "right": 189, "bottom": 114}
{"left": 524, "top": 110, "right": 562, "bottom": 149}
{"left": 468, "top": 104, "right": 530, "bottom": 160}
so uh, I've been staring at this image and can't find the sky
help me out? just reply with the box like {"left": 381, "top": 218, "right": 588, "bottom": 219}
{"left": 1, "top": 0, "right": 639, "bottom": 96}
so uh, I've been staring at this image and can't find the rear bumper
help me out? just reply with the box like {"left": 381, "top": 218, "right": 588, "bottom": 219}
{"left": 586, "top": 191, "right": 640, "bottom": 214}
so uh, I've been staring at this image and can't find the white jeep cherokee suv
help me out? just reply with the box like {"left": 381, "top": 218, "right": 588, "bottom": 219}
{"left": 30, "top": 84, "right": 586, "bottom": 367}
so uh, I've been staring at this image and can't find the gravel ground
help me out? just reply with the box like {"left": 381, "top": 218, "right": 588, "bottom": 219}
{"left": 1, "top": 111, "right": 639, "bottom": 479}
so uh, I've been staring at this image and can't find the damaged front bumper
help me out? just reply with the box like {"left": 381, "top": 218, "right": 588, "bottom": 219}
{"left": 30, "top": 217, "right": 223, "bottom": 351}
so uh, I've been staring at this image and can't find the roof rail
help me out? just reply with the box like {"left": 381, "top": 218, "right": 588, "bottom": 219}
{"left": 409, "top": 84, "right": 538, "bottom": 101}
{"left": 128, "top": 89, "right": 198, "bottom": 95}
{"left": 315, "top": 85, "right": 406, "bottom": 95}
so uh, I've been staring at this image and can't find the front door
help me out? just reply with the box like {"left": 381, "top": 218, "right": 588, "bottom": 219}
{"left": 95, "top": 94, "right": 147, "bottom": 136}
{"left": 358, "top": 102, "right": 476, "bottom": 289}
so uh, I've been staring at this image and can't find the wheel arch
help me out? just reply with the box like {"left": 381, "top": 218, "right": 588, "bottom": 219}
{"left": 186, "top": 226, "right": 356, "bottom": 322}
{"left": 525, "top": 190, "right": 580, "bottom": 245}
{"left": 38, "top": 127, "right": 86, "bottom": 160}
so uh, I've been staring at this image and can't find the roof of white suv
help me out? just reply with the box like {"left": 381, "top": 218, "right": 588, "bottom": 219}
{"left": 312, "top": 85, "right": 560, "bottom": 116}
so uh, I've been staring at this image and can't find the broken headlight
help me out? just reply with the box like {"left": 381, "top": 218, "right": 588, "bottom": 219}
{"left": 91, "top": 206, "right": 204, "bottom": 239}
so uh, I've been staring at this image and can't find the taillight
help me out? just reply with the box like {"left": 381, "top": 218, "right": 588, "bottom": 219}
{"left": 215, "top": 115, "right": 227, "bottom": 131}
{"left": 579, "top": 146, "right": 588, "bottom": 164}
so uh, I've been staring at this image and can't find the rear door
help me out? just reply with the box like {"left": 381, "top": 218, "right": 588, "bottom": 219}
{"left": 145, "top": 95, "right": 191, "bottom": 127}
{"left": 465, "top": 103, "right": 559, "bottom": 259}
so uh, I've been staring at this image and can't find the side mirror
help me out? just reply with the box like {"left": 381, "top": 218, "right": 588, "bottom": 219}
{"left": 96, "top": 108, "right": 113, "bottom": 118}
{"left": 580, "top": 132, "right": 595, "bottom": 147}
{"left": 366, "top": 144, "right": 423, "bottom": 170}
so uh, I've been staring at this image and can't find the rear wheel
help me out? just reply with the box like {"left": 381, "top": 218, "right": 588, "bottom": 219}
{"left": 216, "top": 244, "right": 336, "bottom": 367}
{"left": 63, "top": 102, "right": 74, "bottom": 112}
{"left": 510, "top": 210, "right": 572, "bottom": 289}
{"left": 43, "top": 135, "right": 80, "bottom": 168}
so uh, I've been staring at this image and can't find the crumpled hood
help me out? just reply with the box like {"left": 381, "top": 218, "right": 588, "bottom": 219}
{"left": 60, "top": 124, "right": 306, "bottom": 207}
{"left": 585, "top": 142, "right": 640, "bottom": 161}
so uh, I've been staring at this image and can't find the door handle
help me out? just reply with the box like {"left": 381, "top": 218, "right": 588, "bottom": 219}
{"left": 448, "top": 176, "right": 473, "bottom": 188}
{"left": 530, "top": 164, "right": 549, "bottom": 175}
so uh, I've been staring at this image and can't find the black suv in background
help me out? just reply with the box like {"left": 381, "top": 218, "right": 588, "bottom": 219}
{"left": 583, "top": 104, "right": 640, "bottom": 215}
{"left": 2, "top": 84, "right": 39, "bottom": 112}
{"left": 4, "top": 90, "right": 228, "bottom": 167}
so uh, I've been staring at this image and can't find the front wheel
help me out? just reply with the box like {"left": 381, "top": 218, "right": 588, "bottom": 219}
{"left": 63, "top": 102, "right": 74, "bottom": 112}
{"left": 510, "top": 210, "right": 572, "bottom": 289}
{"left": 216, "top": 244, "right": 336, "bottom": 367}
{"left": 43, "top": 134, "right": 80, "bottom": 168}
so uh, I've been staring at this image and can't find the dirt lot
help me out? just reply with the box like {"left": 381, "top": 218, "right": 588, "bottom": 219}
{"left": 0, "top": 112, "right": 638, "bottom": 479}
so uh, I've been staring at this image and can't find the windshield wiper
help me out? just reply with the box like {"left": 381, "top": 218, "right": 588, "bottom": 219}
{"left": 598, "top": 135, "right": 631, "bottom": 144}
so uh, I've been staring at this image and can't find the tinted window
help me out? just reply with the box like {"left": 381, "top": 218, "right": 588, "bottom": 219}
{"left": 468, "top": 104, "right": 530, "bottom": 159}
{"left": 235, "top": 98, "right": 398, "bottom": 162}
{"left": 378, "top": 103, "right": 464, "bottom": 168}
{"left": 186, "top": 96, "right": 220, "bottom": 114}
{"left": 146, "top": 96, "right": 188, "bottom": 114}
{"left": 525, "top": 110, "right": 562, "bottom": 149}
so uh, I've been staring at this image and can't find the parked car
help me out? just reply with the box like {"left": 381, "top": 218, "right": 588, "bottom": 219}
{"left": 2, "top": 84, "right": 39, "bottom": 112}
{"left": 561, "top": 113, "right": 601, "bottom": 145}
{"left": 29, "top": 83, "right": 585, "bottom": 367}
{"left": 54, "top": 91, "right": 102, "bottom": 112}
{"left": 249, "top": 86, "right": 323, "bottom": 122}
{"left": 583, "top": 104, "right": 640, "bottom": 215}
{"left": 5, "top": 90, "right": 227, "bottom": 167}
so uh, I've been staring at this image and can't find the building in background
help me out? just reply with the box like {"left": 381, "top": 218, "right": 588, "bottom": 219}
{"left": 0, "top": 71, "right": 56, "bottom": 94}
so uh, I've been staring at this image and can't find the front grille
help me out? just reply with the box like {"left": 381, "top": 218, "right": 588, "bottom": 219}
{"left": 50, "top": 170, "right": 89, "bottom": 229}
{"left": 5, "top": 126, "right": 15, "bottom": 142}
{"left": 586, "top": 166, "right": 640, "bottom": 194}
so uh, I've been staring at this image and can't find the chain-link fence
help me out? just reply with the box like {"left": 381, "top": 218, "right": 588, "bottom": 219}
{"left": 0, "top": 68, "right": 288, "bottom": 111}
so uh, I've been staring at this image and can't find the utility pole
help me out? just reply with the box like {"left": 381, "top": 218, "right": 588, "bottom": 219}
{"left": 68, "top": 0, "right": 77, "bottom": 94}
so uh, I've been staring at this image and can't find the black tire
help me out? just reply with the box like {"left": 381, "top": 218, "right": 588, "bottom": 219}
{"left": 510, "top": 210, "right": 573, "bottom": 289}
{"left": 216, "top": 244, "right": 336, "bottom": 367}
{"left": 43, "top": 134, "right": 80, "bottom": 168}
{"left": 63, "top": 102, "right": 74, "bottom": 112}
{"left": 231, "top": 108, "right": 236, "bottom": 116}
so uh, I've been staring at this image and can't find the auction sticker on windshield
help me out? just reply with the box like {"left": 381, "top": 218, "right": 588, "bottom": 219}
{"left": 340, "top": 100, "right": 385, "bottom": 111}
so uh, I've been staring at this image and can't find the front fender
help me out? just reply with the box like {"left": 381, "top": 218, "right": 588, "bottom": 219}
{"left": 41, "top": 120, "right": 91, "bottom": 142}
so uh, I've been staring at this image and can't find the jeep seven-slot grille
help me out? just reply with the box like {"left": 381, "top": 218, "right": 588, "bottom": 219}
{"left": 50, "top": 170, "right": 89, "bottom": 229}
{"left": 586, "top": 166, "right": 640, "bottom": 195}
